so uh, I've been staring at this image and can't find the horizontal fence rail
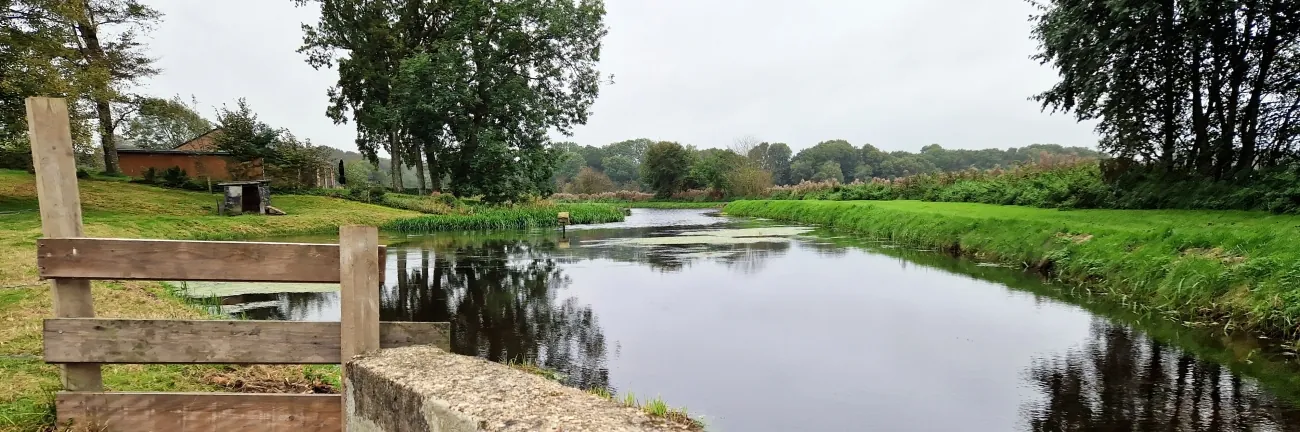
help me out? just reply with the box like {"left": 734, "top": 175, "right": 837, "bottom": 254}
{"left": 57, "top": 392, "right": 342, "bottom": 431}
{"left": 44, "top": 319, "right": 450, "bottom": 364}
{"left": 37, "top": 238, "right": 386, "bottom": 283}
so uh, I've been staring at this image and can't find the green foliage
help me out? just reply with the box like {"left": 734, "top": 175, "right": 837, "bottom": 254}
{"left": 306, "top": 0, "right": 607, "bottom": 203}
{"left": 811, "top": 161, "right": 844, "bottom": 183}
{"left": 142, "top": 167, "right": 159, "bottom": 184}
{"left": 642, "top": 141, "right": 693, "bottom": 198}
{"left": 771, "top": 159, "right": 1300, "bottom": 214}
{"left": 552, "top": 149, "right": 587, "bottom": 185}
{"left": 569, "top": 167, "right": 616, "bottom": 194}
{"left": 790, "top": 139, "right": 857, "bottom": 183}
{"left": 690, "top": 148, "right": 746, "bottom": 192}
{"left": 0, "top": 139, "right": 32, "bottom": 172}
{"left": 1030, "top": 0, "right": 1300, "bottom": 179}
{"left": 214, "top": 99, "right": 280, "bottom": 163}
{"left": 601, "top": 155, "right": 638, "bottom": 184}
{"left": 384, "top": 203, "right": 624, "bottom": 232}
{"left": 748, "top": 142, "right": 792, "bottom": 185}
{"left": 723, "top": 199, "right": 1300, "bottom": 339}
{"left": 123, "top": 95, "right": 213, "bottom": 149}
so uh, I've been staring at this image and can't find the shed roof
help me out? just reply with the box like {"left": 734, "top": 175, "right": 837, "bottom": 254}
{"left": 118, "top": 148, "right": 231, "bottom": 156}
{"left": 216, "top": 180, "right": 270, "bottom": 186}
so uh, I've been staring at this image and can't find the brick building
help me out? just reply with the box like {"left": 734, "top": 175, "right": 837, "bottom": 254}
{"left": 117, "top": 129, "right": 264, "bottom": 181}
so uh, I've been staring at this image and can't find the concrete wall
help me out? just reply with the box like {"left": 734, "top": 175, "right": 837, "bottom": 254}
{"left": 344, "top": 346, "right": 693, "bottom": 432}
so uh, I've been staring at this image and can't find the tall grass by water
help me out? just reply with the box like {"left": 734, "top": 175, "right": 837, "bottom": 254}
{"left": 724, "top": 199, "right": 1300, "bottom": 341}
{"left": 384, "top": 203, "right": 625, "bottom": 232}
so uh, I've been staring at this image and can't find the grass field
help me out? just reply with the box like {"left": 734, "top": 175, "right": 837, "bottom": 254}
{"left": 0, "top": 169, "right": 421, "bottom": 432}
{"left": 724, "top": 200, "right": 1300, "bottom": 340}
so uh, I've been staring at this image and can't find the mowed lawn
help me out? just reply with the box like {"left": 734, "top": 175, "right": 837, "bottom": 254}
{"left": 0, "top": 170, "right": 418, "bottom": 432}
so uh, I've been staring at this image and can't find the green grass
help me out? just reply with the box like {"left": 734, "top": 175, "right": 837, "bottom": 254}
{"left": 0, "top": 169, "right": 420, "bottom": 432}
{"left": 384, "top": 203, "right": 625, "bottom": 232}
{"left": 724, "top": 199, "right": 1300, "bottom": 340}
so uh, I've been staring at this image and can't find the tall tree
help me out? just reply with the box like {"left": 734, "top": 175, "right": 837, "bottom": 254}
{"left": 66, "top": 0, "right": 161, "bottom": 174}
{"left": 122, "top": 95, "right": 212, "bottom": 149}
{"left": 304, "top": 0, "right": 607, "bottom": 202}
{"left": 747, "top": 142, "right": 792, "bottom": 185}
{"left": 1030, "top": 0, "right": 1300, "bottom": 179}
{"left": 641, "top": 141, "right": 692, "bottom": 198}
{"left": 1, "top": 0, "right": 156, "bottom": 173}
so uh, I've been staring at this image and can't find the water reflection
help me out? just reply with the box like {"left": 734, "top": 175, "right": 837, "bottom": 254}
{"left": 383, "top": 239, "right": 610, "bottom": 391}
{"left": 1023, "top": 319, "right": 1300, "bottom": 431}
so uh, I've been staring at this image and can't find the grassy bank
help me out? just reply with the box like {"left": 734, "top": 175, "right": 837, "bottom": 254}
{"left": 0, "top": 170, "right": 421, "bottom": 432}
{"left": 724, "top": 200, "right": 1300, "bottom": 340}
{"left": 384, "top": 203, "right": 624, "bottom": 232}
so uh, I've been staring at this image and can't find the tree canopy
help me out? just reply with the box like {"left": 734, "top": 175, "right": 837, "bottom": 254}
{"left": 122, "top": 95, "right": 213, "bottom": 149}
{"left": 1030, "top": 0, "right": 1300, "bottom": 179}
{"left": 298, "top": 0, "right": 608, "bottom": 203}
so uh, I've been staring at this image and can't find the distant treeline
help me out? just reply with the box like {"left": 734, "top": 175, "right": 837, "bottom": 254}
{"left": 550, "top": 138, "right": 1103, "bottom": 196}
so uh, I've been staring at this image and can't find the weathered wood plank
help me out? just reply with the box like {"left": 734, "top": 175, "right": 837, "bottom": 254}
{"left": 37, "top": 238, "right": 387, "bottom": 283}
{"left": 44, "top": 319, "right": 450, "bottom": 364}
{"left": 340, "top": 226, "right": 380, "bottom": 432}
{"left": 339, "top": 226, "right": 380, "bottom": 360}
{"left": 56, "top": 392, "right": 340, "bottom": 432}
{"left": 27, "top": 96, "right": 102, "bottom": 391}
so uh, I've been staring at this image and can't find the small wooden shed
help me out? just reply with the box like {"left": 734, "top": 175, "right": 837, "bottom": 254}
{"left": 218, "top": 180, "right": 271, "bottom": 215}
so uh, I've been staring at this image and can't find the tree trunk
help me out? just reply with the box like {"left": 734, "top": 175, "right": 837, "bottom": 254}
{"left": 414, "top": 142, "right": 427, "bottom": 195}
{"left": 74, "top": 18, "right": 119, "bottom": 174}
{"left": 389, "top": 130, "right": 403, "bottom": 191}
{"left": 424, "top": 143, "right": 441, "bottom": 193}
{"left": 94, "top": 99, "right": 119, "bottom": 174}
{"left": 1235, "top": 9, "right": 1281, "bottom": 177}
{"left": 1157, "top": 0, "right": 1178, "bottom": 173}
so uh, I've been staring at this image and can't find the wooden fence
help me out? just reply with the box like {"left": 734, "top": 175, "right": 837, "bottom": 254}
{"left": 27, "top": 97, "right": 445, "bottom": 431}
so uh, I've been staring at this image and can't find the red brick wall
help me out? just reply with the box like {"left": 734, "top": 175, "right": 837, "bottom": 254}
{"left": 118, "top": 153, "right": 262, "bottom": 181}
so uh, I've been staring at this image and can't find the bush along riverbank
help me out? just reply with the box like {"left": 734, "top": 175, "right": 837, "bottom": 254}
{"left": 724, "top": 199, "right": 1300, "bottom": 342}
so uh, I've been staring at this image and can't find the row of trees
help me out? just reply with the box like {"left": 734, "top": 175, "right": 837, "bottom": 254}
{"left": 1031, "top": 0, "right": 1300, "bottom": 179}
{"left": 294, "top": 0, "right": 607, "bottom": 203}
{"left": 552, "top": 135, "right": 1102, "bottom": 197}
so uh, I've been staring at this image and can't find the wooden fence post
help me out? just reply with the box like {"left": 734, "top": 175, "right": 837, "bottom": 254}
{"left": 339, "top": 225, "right": 379, "bottom": 429}
{"left": 26, "top": 97, "right": 102, "bottom": 391}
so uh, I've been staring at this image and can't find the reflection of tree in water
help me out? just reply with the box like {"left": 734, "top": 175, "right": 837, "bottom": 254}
{"left": 1023, "top": 319, "right": 1300, "bottom": 431}
{"left": 383, "top": 241, "right": 610, "bottom": 391}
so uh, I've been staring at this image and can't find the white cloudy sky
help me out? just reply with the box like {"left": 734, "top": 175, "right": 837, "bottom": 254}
{"left": 137, "top": 0, "right": 1098, "bottom": 156}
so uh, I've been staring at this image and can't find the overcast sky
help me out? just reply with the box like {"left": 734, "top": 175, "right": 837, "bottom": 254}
{"left": 138, "top": 0, "right": 1098, "bottom": 156}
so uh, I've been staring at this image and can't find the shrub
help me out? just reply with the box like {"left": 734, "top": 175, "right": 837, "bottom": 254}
{"left": 76, "top": 168, "right": 89, "bottom": 179}
{"left": 162, "top": 166, "right": 189, "bottom": 188}
{"left": 142, "top": 167, "right": 159, "bottom": 183}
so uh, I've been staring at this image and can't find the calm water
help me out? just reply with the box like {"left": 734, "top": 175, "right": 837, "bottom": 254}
{"left": 223, "top": 209, "right": 1300, "bottom": 431}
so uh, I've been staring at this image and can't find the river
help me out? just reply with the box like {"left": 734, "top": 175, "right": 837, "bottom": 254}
{"left": 197, "top": 208, "right": 1300, "bottom": 431}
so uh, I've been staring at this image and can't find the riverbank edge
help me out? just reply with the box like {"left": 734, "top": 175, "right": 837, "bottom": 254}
{"left": 723, "top": 199, "right": 1300, "bottom": 342}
